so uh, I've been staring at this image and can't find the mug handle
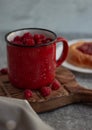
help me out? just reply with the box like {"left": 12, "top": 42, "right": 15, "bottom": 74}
{"left": 56, "top": 37, "right": 68, "bottom": 67}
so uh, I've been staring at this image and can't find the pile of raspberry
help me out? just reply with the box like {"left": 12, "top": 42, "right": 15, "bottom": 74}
{"left": 11, "top": 32, "right": 52, "bottom": 46}
{"left": 24, "top": 79, "right": 61, "bottom": 99}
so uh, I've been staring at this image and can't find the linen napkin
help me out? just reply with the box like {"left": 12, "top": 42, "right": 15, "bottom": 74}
{"left": 0, "top": 97, "right": 54, "bottom": 130}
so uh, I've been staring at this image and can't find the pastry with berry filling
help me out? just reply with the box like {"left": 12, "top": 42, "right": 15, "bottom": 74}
{"left": 67, "top": 41, "right": 92, "bottom": 69}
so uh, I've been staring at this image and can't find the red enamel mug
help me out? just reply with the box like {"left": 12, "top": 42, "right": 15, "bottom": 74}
{"left": 5, "top": 28, "right": 68, "bottom": 90}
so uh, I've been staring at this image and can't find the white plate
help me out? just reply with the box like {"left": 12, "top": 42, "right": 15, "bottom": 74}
{"left": 57, "top": 39, "right": 92, "bottom": 74}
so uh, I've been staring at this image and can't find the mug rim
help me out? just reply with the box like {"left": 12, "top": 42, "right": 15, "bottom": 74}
{"left": 5, "top": 28, "right": 57, "bottom": 48}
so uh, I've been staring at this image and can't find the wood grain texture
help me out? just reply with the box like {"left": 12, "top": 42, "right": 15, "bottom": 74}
{"left": 0, "top": 66, "right": 92, "bottom": 113}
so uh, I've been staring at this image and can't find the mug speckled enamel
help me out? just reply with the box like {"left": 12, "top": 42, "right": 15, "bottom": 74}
{"left": 5, "top": 28, "right": 68, "bottom": 90}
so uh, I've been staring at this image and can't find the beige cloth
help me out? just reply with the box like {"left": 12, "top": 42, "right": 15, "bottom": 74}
{"left": 0, "top": 97, "right": 54, "bottom": 130}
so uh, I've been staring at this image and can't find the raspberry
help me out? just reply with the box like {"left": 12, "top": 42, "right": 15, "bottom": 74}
{"left": 34, "top": 34, "right": 41, "bottom": 40}
{"left": 11, "top": 32, "right": 52, "bottom": 46}
{"left": 12, "top": 36, "right": 22, "bottom": 45}
{"left": 40, "top": 87, "right": 51, "bottom": 97}
{"left": 51, "top": 79, "right": 61, "bottom": 90}
{"left": 36, "top": 39, "right": 42, "bottom": 44}
{"left": 24, "top": 89, "right": 33, "bottom": 99}
{"left": 40, "top": 34, "right": 46, "bottom": 40}
{"left": 25, "top": 38, "right": 35, "bottom": 46}
{"left": 13, "top": 36, "right": 21, "bottom": 42}
{"left": 0, "top": 68, "right": 8, "bottom": 74}
{"left": 34, "top": 34, "right": 46, "bottom": 45}
{"left": 22, "top": 32, "right": 32, "bottom": 39}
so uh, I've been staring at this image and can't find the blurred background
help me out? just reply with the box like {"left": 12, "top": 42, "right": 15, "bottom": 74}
{"left": 0, "top": 1, "right": 92, "bottom": 130}
{"left": 0, "top": 0, "right": 92, "bottom": 67}
{"left": 0, "top": 0, "right": 92, "bottom": 33}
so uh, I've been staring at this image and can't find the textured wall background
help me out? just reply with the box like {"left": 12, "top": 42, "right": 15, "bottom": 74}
{"left": 0, "top": 0, "right": 92, "bottom": 33}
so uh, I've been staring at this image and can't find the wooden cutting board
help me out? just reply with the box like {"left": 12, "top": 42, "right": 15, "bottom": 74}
{"left": 0, "top": 66, "right": 92, "bottom": 113}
